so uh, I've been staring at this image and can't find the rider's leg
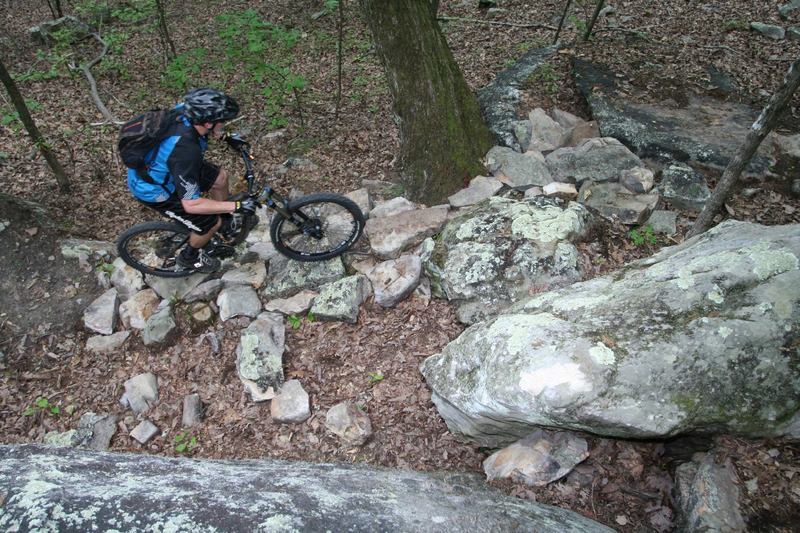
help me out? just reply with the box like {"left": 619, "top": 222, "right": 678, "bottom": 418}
{"left": 188, "top": 216, "right": 222, "bottom": 249}
{"left": 208, "top": 168, "right": 229, "bottom": 202}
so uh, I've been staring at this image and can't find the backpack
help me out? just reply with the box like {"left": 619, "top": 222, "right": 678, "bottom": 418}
{"left": 117, "top": 108, "right": 181, "bottom": 181}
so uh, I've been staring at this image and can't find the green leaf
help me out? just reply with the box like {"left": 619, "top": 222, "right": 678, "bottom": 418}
{"left": 174, "top": 432, "right": 185, "bottom": 443}
{"left": 50, "top": 406, "right": 60, "bottom": 415}
{"left": 35, "top": 397, "right": 49, "bottom": 409}
{"left": 22, "top": 407, "right": 36, "bottom": 416}
{"left": 175, "top": 442, "right": 187, "bottom": 453}
{"left": 288, "top": 315, "right": 302, "bottom": 329}
{"left": 368, "top": 372, "right": 384, "bottom": 383}
{"left": 306, "top": 311, "right": 316, "bottom": 323}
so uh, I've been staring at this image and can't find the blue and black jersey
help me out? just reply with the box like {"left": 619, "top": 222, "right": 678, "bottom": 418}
{"left": 126, "top": 113, "right": 209, "bottom": 203}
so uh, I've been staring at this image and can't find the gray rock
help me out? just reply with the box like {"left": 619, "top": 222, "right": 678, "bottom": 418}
{"left": 545, "top": 137, "right": 643, "bottom": 186}
{"left": 370, "top": 197, "right": 417, "bottom": 218}
{"left": 142, "top": 305, "right": 176, "bottom": 346}
{"left": 579, "top": 181, "right": 661, "bottom": 225}
{"left": 237, "top": 314, "right": 285, "bottom": 401}
{"left": 0, "top": 444, "right": 616, "bottom": 532}
{"left": 646, "top": 210, "right": 678, "bottom": 235}
{"left": 448, "top": 176, "right": 504, "bottom": 208}
{"left": 345, "top": 188, "right": 373, "bottom": 218}
{"left": 121, "top": 373, "right": 159, "bottom": 414}
{"left": 83, "top": 288, "right": 118, "bottom": 335}
{"left": 311, "top": 275, "right": 371, "bottom": 323}
{"left": 182, "top": 394, "right": 204, "bottom": 427}
{"left": 675, "top": 455, "right": 746, "bottom": 532}
{"left": 110, "top": 257, "right": 144, "bottom": 300}
{"left": 271, "top": 380, "right": 311, "bottom": 423}
{"left": 780, "top": 1, "right": 800, "bottom": 19}
{"left": 573, "top": 59, "right": 775, "bottom": 176}
{"left": 77, "top": 412, "right": 118, "bottom": 451}
{"left": 263, "top": 258, "right": 346, "bottom": 299}
{"left": 43, "top": 430, "right": 79, "bottom": 447}
{"left": 527, "top": 108, "right": 567, "bottom": 151}
{"left": 145, "top": 272, "right": 209, "bottom": 301}
{"left": 85, "top": 331, "right": 130, "bottom": 354}
{"left": 217, "top": 285, "right": 262, "bottom": 321}
{"left": 485, "top": 146, "right": 553, "bottom": 188}
{"left": 620, "top": 166, "right": 655, "bottom": 193}
{"left": 264, "top": 290, "right": 318, "bottom": 315}
{"left": 542, "top": 182, "right": 578, "bottom": 199}
{"left": 190, "top": 302, "right": 214, "bottom": 323}
{"left": 659, "top": 163, "right": 711, "bottom": 212}
{"left": 183, "top": 279, "right": 224, "bottom": 304}
{"left": 788, "top": 27, "right": 800, "bottom": 40}
{"left": 119, "top": 288, "right": 159, "bottom": 329}
{"left": 512, "top": 120, "right": 532, "bottom": 152}
{"left": 436, "top": 197, "right": 592, "bottom": 324}
{"left": 566, "top": 121, "right": 601, "bottom": 147}
{"left": 483, "top": 429, "right": 589, "bottom": 486}
{"left": 750, "top": 22, "right": 786, "bottom": 39}
{"left": 549, "top": 108, "right": 583, "bottom": 131}
{"left": 365, "top": 207, "right": 449, "bottom": 259}
{"left": 325, "top": 402, "right": 372, "bottom": 446}
{"left": 367, "top": 255, "right": 422, "bottom": 308}
{"left": 478, "top": 45, "right": 561, "bottom": 151}
{"left": 222, "top": 261, "right": 267, "bottom": 289}
{"left": 130, "top": 420, "right": 159, "bottom": 444}
{"left": 60, "top": 238, "right": 115, "bottom": 260}
{"left": 421, "top": 220, "right": 800, "bottom": 445}
{"left": 248, "top": 240, "right": 280, "bottom": 262}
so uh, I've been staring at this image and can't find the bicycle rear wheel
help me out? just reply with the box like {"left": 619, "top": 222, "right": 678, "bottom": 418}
{"left": 117, "top": 221, "right": 194, "bottom": 278}
{"left": 270, "top": 193, "right": 365, "bottom": 262}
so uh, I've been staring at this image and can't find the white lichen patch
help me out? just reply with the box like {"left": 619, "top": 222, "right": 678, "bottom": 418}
{"left": 519, "top": 362, "right": 591, "bottom": 397}
{"left": 510, "top": 205, "right": 584, "bottom": 244}
{"left": 486, "top": 314, "right": 563, "bottom": 356}
{"left": 749, "top": 245, "right": 799, "bottom": 281}
{"left": 237, "top": 333, "right": 262, "bottom": 380}
{"left": 707, "top": 285, "right": 725, "bottom": 304}
{"left": 718, "top": 327, "right": 733, "bottom": 339}
{"left": 258, "top": 514, "right": 299, "bottom": 532}
{"left": 589, "top": 342, "right": 616, "bottom": 366}
{"left": 553, "top": 293, "right": 610, "bottom": 313}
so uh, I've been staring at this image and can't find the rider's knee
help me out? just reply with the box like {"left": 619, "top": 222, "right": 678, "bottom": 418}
{"left": 213, "top": 168, "right": 228, "bottom": 188}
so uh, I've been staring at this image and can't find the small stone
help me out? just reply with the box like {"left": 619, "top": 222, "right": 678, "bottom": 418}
{"left": 745, "top": 477, "right": 759, "bottom": 494}
{"left": 620, "top": 167, "right": 655, "bottom": 193}
{"left": 183, "top": 279, "right": 223, "bottom": 304}
{"left": 263, "top": 290, "right": 318, "bottom": 315}
{"left": 271, "top": 380, "right": 311, "bottom": 423}
{"left": 750, "top": 22, "right": 786, "bottom": 40}
{"left": 121, "top": 372, "right": 159, "bottom": 414}
{"left": 83, "top": 288, "right": 119, "bottom": 335}
{"left": 542, "top": 182, "right": 578, "bottom": 199}
{"left": 130, "top": 420, "right": 159, "bottom": 444}
{"left": 85, "top": 331, "right": 130, "bottom": 354}
{"left": 182, "top": 394, "right": 204, "bottom": 427}
{"left": 325, "top": 402, "right": 372, "bottom": 446}
{"left": 646, "top": 210, "right": 678, "bottom": 235}
{"left": 190, "top": 302, "right": 214, "bottom": 323}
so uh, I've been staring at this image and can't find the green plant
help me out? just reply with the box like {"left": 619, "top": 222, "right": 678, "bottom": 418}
{"left": 306, "top": 311, "right": 316, "bottom": 323}
{"left": 173, "top": 432, "right": 198, "bottom": 453}
{"left": 288, "top": 314, "right": 302, "bottom": 329}
{"left": 386, "top": 184, "right": 405, "bottom": 198}
{"left": 111, "top": 0, "right": 155, "bottom": 24}
{"left": 568, "top": 14, "right": 588, "bottom": 34}
{"left": 628, "top": 225, "right": 657, "bottom": 246}
{"left": 2, "top": 100, "right": 42, "bottom": 132}
{"left": 163, "top": 47, "right": 207, "bottom": 90}
{"left": 368, "top": 371, "right": 384, "bottom": 384}
{"left": 532, "top": 63, "right": 560, "bottom": 95}
{"left": 96, "top": 262, "right": 115, "bottom": 275}
{"left": 723, "top": 19, "right": 748, "bottom": 32}
{"left": 23, "top": 397, "right": 61, "bottom": 417}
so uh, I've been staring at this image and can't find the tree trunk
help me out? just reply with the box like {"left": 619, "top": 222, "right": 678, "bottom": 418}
{"left": 689, "top": 58, "right": 800, "bottom": 237}
{"left": 360, "top": 0, "right": 492, "bottom": 204}
{"left": 154, "top": 0, "right": 177, "bottom": 62}
{"left": 0, "top": 57, "right": 70, "bottom": 192}
{"left": 554, "top": 0, "right": 573, "bottom": 44}
{"left": 582, "top": 0, "right": 606, "bottom": 41}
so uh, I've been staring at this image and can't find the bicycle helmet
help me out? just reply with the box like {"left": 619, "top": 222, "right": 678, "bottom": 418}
{"left": 182, "top": 88, "right": 239, "bottom": 124}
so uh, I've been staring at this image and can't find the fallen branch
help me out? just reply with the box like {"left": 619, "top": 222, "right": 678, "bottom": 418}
{"left": 437, "top": 16, "right": 556, "bottom": 31}
{"left": 74, "top": 33, "right": 118, "bottom": 123}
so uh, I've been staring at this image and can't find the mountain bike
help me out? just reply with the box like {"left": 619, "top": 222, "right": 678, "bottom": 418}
{"left": 116, "top": 132, "right": 365, "bottom": 278}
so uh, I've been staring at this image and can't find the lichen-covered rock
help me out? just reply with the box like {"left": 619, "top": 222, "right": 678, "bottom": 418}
{"left": 579, "top": 182, "right": 660, "bottom": 225}
{"left": 263, "top": 257, "right": 345, "bottom": 299}
{"left": 659, "top": 163, "right": 711, "bottom": 212}
{"left": 422, "top": 220, "right": 800, "bottom": 445}
{"left": 0, "top": 444, "right": 615, "bottom": 532}
{"left": 217, "top": 285, "right": 262, "bottom": 321}
{"left": 435, "top": 196, "right": 592, "bottom": 324}
{"left": 311, "top": 275, "right": 371, "bottom": 323}
{"left": 674, "top": 454, "right": 746, "bottom": 532}
{"left": 142, "top": 305, "right": 176, "bottom": 346}
{"left": 236, "top": 313, "right": 285, "bottom": 401}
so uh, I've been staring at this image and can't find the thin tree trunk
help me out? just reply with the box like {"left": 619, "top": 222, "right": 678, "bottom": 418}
{"left": 554, "top": 0, "right": 573, "bottom": 44}
{"left": 0, "top": 57, "right": 70, "bottom": 192}
{"left": 689, "top": 58, "right": 800, "bottom": 237}
{"left": 154, "top": 0, "right": 177, "bottom": 62}
{"left": 334, "top": 0, "right": 344, "bottom": 121}
{"left": 46, "top": 0, "right": 63, "bottom": 18}
{"left": 582, "top": 0, "right": 605, "bottom": 41}
{"left": 359, "top": 0, "right": 492, "bottom": 203}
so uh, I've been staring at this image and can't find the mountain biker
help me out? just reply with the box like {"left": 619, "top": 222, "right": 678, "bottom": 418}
{"left": 125, "top": 88, "right": 258, "bottom": 273}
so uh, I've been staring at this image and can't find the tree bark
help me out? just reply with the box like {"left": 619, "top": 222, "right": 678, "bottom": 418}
{"left": 0, "top": 57, "right": 70, "bottom": 192}
{"left": 689, "top": 58, "right": 800, "bottom": 237}
{"left": 360, "top": 0, "right": 492, "bottom": 204}
{"left": 582, "top": 0, "right": 606, "bottom": 41}
{"left": 554, "top": 0, "right": 573, "bottom": 44}
{"left": 154, "top": 0, "right": 177, "bottom": 62}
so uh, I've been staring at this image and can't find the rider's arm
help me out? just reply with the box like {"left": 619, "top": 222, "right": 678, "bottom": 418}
{"left": 168, "top": 137, "right": 236, "bottom": 215}
{"left": 182, "top": 197, "right": 236, "bottom": 214}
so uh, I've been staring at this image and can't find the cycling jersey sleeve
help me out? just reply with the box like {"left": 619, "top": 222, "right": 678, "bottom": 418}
{"left": 167, "top": 136, "right": 204, "bottom": 201}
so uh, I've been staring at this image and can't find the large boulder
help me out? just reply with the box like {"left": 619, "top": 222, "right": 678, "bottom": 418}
{"left": 422, "top": 220, "right": 800, "bottom": 446}
{"left": 544, "top": 137, "right": 643, "bottom": 186}
{"left": 433, "top": 196, "right": 593, "bottom": 324}
{"left": 0, "top": 445, "right": 613, "bottom": 532}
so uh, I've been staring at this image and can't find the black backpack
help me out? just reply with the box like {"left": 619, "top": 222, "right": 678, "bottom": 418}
{"left": 118, "top": 108, "right": 180, "bottom": 182}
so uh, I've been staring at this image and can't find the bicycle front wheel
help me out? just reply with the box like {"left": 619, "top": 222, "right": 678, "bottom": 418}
{"left": 116, "top": 221, "right": 194, "bottom": 278}
{"left": 270, "top": 193, "right": 365, "bottom": 262}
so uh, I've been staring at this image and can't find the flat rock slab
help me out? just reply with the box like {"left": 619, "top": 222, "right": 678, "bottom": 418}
{"left": 545, "top": 137, "right": 643, "bottom": 186}
{"left": 222, "top": 261, "right": 267, "bottom": 289}
{"left": 264, "top": 289, "right": 318, "bottom": 315}
{"left": 263, "top": 258, "right": 345, "bottom": 300}
{"left": 367, "top": 255, "right": 422, "bottom": 308}
{"left": 485, "top": 146, "right": 552, "bottom": 188}
{"left": 83, "top": 288, "right": 118, "bottom": 335}
{"left": 0, "top": 445, "right": 615, "bottom": 532}
{"left": 311, "top": 275, "right": 371, "bottom": 323}
{"left": 85, "top": 331, "right": 130, "bottom": 354}
{"left": 145, "top": 272, "right": 209, "bottom": 301}
{"left": 579, "top": 182, "right": 660, "bottom": 225}
{"left": 217, "top": 285, "right": 262, "bottom": 321}
{"left": 366, "top": 207, "right": 449, "bottom": 259}
{"left": 448, "top": 176, "right": 504, "bottom": 208}
{"left": 574, "top": 59, "right": 781, "bottom": 175}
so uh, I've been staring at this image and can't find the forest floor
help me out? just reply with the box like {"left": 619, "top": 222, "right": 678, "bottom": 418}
{"left": 1, "top": 1, "right": 800, "bottom": 531}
